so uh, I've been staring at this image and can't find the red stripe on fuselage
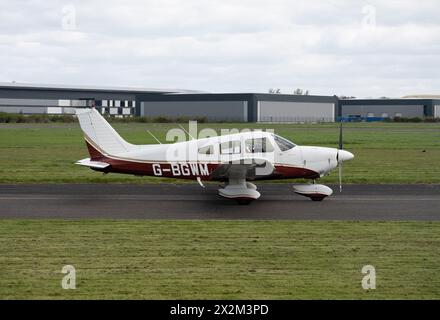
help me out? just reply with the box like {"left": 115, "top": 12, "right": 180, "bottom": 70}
{"left": 90, "top": 157, "right": 319, "bottom": 181}
{"left": 85, "top": 140, "right": 104, "bottom": 160}
{"left": 271, "top": 165, "right": 320, "bottom": 180}
{"left": 103, "top": 158, "right": 219, "bottom": 180}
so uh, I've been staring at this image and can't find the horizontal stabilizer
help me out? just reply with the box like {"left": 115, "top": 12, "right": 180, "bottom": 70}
{"left": 75, "top": 158, "right": 110, "bottom": 169}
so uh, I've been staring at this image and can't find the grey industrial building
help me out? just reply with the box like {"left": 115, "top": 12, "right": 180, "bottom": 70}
{"left": 338, "top": 98, "right": 440, "bottom": 121}
{"left": 138, "top": 93, "right": 337, "bottom": 122}
{"left": 1, "top": 82, "right": 439, "bottom": 122}
{"left": 0, "top": 83, "right": 200, "bottom": 117}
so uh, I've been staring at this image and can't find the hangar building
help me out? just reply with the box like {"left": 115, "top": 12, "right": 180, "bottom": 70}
{"left": 0, "top": 83, "right": 198, "bottom": 117}
{"left": 1, "top": 82, "right": 439, "bottom": 122}
{"left": 138, "top": 93, "right": 337, "bottom": 122}
{"left": 0, "top": 83, "right": 338, "bottom": 122}
{"left": 338, "top": 98, "right": 440, "bottom": 120}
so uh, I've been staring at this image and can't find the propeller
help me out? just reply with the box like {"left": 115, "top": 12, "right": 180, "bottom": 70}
{"left": 337, "top": 121, "right": 343, "bottom": 193}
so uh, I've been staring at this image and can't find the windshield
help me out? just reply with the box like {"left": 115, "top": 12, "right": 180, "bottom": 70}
{"left": 272, "top": 134, "right": 296, "bottom": 151}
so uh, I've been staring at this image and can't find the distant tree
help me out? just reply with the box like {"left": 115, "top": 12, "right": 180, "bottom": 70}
{"left": 268, "top": 88, "right": 281, "bottom": 94}
{"left": 293, "top": 88, "right": 310, "bottom": 95}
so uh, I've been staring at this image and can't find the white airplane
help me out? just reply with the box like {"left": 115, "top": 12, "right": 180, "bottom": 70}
{"left": 76, "top": 108, "right": 354, "bottom": 204}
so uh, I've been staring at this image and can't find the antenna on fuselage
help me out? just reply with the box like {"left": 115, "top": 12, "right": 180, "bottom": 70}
{"left": 178, "top": 124, "right": 196, "bottom": 140}
{"left": 146, "top": 130, "right": 162, "bottom": 144}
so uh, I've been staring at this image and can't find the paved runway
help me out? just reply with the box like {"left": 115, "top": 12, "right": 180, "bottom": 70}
{"left": 0, "top": 184, "right": 439, "bottom": 220}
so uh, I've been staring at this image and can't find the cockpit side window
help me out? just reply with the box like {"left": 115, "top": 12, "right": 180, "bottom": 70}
{"left": 198, "top": 145, "right": 214, "bottom": 155}
{"left": 245, "top": 137, "right": 274, "bottom": 153}
{"left": 220, "top": 141, "right": 241, "bottom": 154}
{"left": 273, "top": 134, "right": 296, "bottom": 151}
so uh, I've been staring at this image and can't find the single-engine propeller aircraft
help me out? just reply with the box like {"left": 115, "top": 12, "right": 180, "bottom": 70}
{"left": 76, "top": 108, "right": 354, "bottom": 204}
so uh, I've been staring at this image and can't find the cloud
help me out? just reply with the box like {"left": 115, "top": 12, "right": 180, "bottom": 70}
{"left": 0, "top": 0, "right": 439, "bottom": 97}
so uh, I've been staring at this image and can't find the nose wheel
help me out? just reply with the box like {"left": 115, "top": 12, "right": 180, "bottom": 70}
{"left": 293, "top": 184, "right": 333, "bottom": 201}
{"left": 310, "top": 196, "right": 326, "bottom": 201}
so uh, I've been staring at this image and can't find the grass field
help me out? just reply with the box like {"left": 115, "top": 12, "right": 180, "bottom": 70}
{"left": 0, "top": 220, "right": 439, "bottom": 299}
{"left": 1, "top": 122, "right": 439, "bottom": 300}
{"left": 0, "top": 122, "right": 439, "bottom": 184}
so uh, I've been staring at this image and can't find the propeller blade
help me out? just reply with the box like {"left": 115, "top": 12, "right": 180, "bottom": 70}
{"left": 338, "top": 120, "right": 343, "bottom": 192}
{"left": 339, "top": 162, "right": 343, "bottom": 192}
{"left": 339, "top": 120, "right": 343, "bottom": 150}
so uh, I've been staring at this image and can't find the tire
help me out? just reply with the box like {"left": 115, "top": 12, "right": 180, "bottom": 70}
{"left": 236, "top": 199, "right": 252, "bottom": 205}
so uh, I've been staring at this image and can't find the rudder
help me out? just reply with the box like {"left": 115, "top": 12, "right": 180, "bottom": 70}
{"left": 76, "top": 108, "right": 135, "bottom": 157}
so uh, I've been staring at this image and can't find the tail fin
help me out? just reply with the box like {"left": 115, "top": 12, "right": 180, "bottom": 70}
{"left": 76, "top": 108, "right": 135, "bottom": 158}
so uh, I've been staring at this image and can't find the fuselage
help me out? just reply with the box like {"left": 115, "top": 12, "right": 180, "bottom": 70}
{"left": 85, "top": 131, "right": 353, "bottom": 181}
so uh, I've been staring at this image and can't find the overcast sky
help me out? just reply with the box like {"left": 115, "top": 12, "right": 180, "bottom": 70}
{"left": 0, "top": 0, "right": 439, "bottom": 97}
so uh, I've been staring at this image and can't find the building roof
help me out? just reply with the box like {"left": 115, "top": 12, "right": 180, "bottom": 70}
{"left": 137, "top": 92, "right": 338, "bottom": 103}
{"left": 0, "top": 82, "right": 205, "bottom": 94}
{"left": 402, "top": 94, "right": 440, "bottom": 99}
{"left": 339, "top": 98, "right": 440, "bottom": 105}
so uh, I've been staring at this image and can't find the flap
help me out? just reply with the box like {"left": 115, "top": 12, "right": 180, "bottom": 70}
{"left": 210, "top": 157, "right": 275, "bottom": 180}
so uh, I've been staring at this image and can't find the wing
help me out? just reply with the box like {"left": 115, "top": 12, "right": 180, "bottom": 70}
{"left": 210, "top": 156, "right": 275, "bottom": 180}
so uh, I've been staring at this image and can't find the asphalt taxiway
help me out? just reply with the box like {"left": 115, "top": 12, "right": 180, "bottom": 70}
{"left": 0, "top": 184, "right": 439, "bottom": 220}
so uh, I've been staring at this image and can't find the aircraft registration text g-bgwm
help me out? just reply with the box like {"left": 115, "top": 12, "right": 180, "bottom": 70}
{"left": 152, "top": 163, "right": 210, "bottom": 177}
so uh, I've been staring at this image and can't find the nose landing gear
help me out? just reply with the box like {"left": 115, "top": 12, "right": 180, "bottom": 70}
{"left": 292, "top": 184, "right": 333, "bottom": 201}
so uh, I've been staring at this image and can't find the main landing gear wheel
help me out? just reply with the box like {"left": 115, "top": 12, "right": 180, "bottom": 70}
{"left": 235, "top": 199, "right": 253, "bottom": 205}
{"left": 218, "top": 179, "right": 260, "bottom": 205}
